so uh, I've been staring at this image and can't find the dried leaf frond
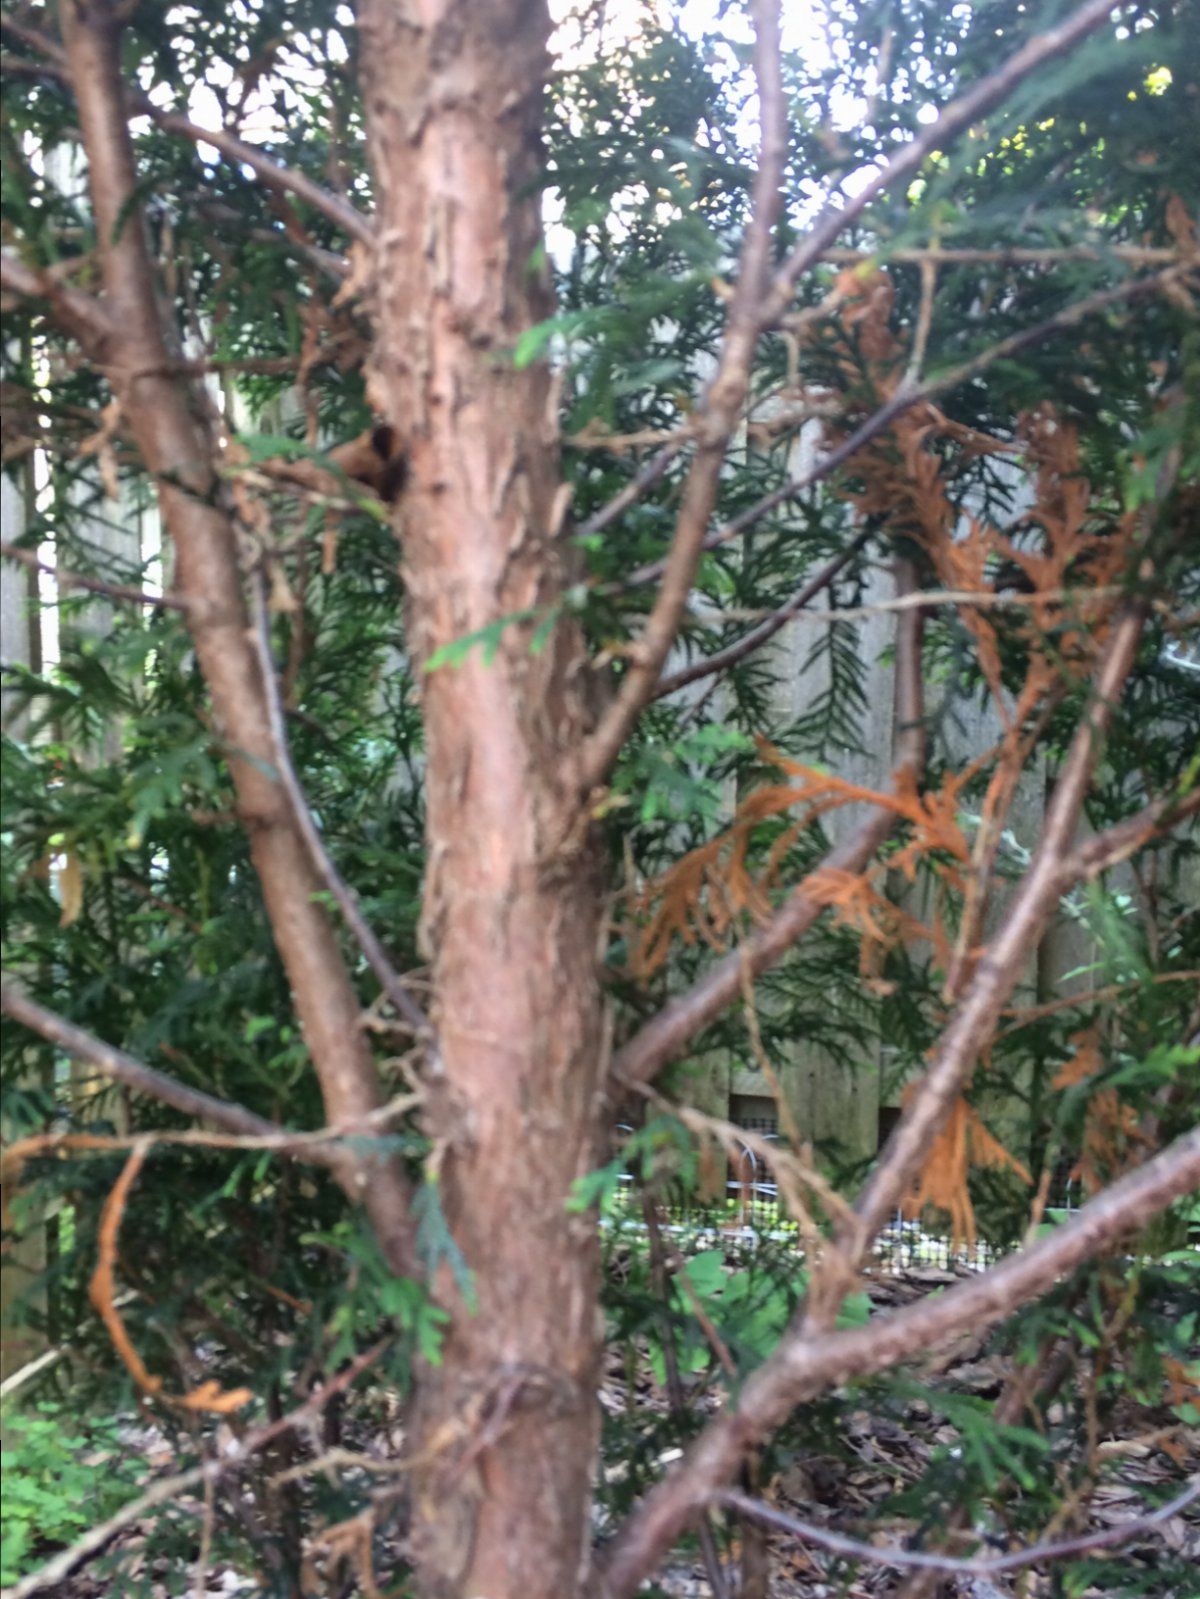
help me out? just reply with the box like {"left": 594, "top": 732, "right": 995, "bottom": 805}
{"left": 902, "top": 1093, "right": 1032, "bottom": 1247}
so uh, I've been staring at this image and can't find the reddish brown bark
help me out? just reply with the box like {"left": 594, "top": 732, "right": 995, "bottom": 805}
{"left": 7, "top": 7, "right": 1197, "bottom": 1599}
{"left": 358, "top": 3, "right": 606, "bottom": 1594}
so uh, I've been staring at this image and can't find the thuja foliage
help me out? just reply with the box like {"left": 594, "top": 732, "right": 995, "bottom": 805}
{"left": 1, "top": 0, "right": 1197, "bottom": 1592}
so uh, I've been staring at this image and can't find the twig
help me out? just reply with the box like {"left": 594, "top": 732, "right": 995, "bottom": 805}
{"left": 576, "top": 0, "right": 788, "bottom": 792}
{"left": 0, "top": 539, "right": 189, "bottom": 612}
{"left": 625, "top": 266, "right": 1187, "bottom": 589}
{"left": 654, "top": 578, "right": 1143, "bottom": 703}
{"left": 573, "top": 438, "right": 690, "bottom": 545}
{"left": 906, "top": 257, "right": 937, "bottom": 383}
{"left": 819, "top": 243, "right": 1183, "bottom": 268}
{"left": 636, "top": 1083, "right": 849, "bottom": 1257}
{"left": 0, "top": 1096, "right": 420, "bottom": 1167}
{"left": 611, "top": 558, "right": 926, "bottom": 1092}
{"left": 1063, "top": 787, "right": 1200, "bottom": 883}
{"left": 642, "top": 1196, "right": 731, "bottom": 1599}
{"left": 191, "top": 1465, "right": 216, "bottom": 1599}
{"left": 710, "top": 1479, "right": 1200, "bottom": 1577}
{"left": 652, "top": 532, "right": 869, "bottom": 698}
{"left": 146, "top": 104, "right": 374, "bottom": 247}
{"left": 0, "top": 249, "right": 113, "bottom": 352}
{"left": 998, "top": 969, "right": 1200, "bottom": 1037}
{"left": 1, "top": 979, "right": 283, "bottom": 1140}
{"left": 595, "top": 1124, "right": 1200, "bottom": 1599}
{"left": 0, "top": 1339, "right": 393, "bottom": 1599}
{"left": 248, "top": 572, "right": 433, "bottom": 1043}
{"left": 673, "top": 582, "right": 1130, "bottom": 626}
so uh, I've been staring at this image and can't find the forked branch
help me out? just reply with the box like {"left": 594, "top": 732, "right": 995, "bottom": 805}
{"left": 0, "top": 14, "right": 372, "bottom": 246}
{"left": 575, "top": 0, "right": 1126, "bottom": 582}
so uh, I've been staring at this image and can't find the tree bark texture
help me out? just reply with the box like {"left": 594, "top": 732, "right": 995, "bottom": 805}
{"left": 358, "top": 3, "right": 607, "bottom": 1595}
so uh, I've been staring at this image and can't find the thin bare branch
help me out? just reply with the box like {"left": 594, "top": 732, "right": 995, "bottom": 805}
{"left": 0, "top": 14, "right": 373, "bottom": 247}
{"left": 0, "top": 539, "right": 189, "bottom": 612}
{"left": 820, "top": 243, "right": 1182, "bottom": 268}
{"left": 1064, "top": 786, "right": 1200, "bottom": 882}
{"left": 1, "top": 978, "right": 282, "bottom": 1140}
{"left": 576, "top": 0, "right": 788, "bottom": 793}
{"left": 612, "top": 558, "right": 925, "bottom": 1093}
{"left": 906, "top": 257, "right": 937, "bottom": 383}
{"left": 851, "top": 605, "right": 1147, "bottom": 1250}
{"left": 652, "top": 532, "right": 870, "bottom": 698}
{"left": 625, "top": 266, "right": 1188, "bottom": 590}
{"left": 146, "top": 103, "right": 374, "bottom": 248}
{"left": 0, "top": 249, "right": 114, "bottom": 351}
{"left": 1, "top": 1338, "right": 393, "bottom": 1599}
{"left": 0, "top": 14, "right": 65, "bottom": 64}
{"left": 0, "top": 1000, "right": 417, "bottom": 1246}
{"left": 573, "top": 435, "right": 692, "bottom": 547}
{"left": 712, "top": 1479, "right": 1200, "bottom": 1579}
{"left": 675, "top": 581, "right": 1129, "bottom": 626}
{"left": 759, "top": 0, "right": 1126, "bottom": 320}
{"left": 0, "top": 1110, "right": 420, "bottom": 1167}
{"left": 248, "top": 573, "right": 433, "bottom": 1042}
{"left": 999, "top": 969, "right": 1200, "bottom": 1036}
{"left": 596, "top": 1122, "right": 1200, "bottom": 1599}
{"left": 643, "top": 1196, "right": 731, "bottom": 1599}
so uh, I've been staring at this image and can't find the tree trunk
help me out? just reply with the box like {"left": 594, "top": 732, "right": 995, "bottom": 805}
{"left": 359, "top": 3, "right": 606, "bottom": 1594}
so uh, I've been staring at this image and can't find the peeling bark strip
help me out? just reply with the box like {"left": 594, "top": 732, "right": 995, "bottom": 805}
{"left": 57, "top": 0, "right": 414, "bottom": 1275}
{"left": 358, "top": 3, "right": 607, "bottom": 1595}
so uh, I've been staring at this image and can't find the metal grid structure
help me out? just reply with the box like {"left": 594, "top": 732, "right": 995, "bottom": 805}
{"left": 612, "top": 1129, "right": 1080, "bottom": 1275}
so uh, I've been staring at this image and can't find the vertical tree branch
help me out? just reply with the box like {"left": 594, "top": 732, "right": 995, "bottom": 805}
{"left": 56, "top": 0, "right": 414, "bottom": 1275}
{"left": 248, "top": 573, "right": 432, "bottom": 1042}
{"left": 849, "top": 603, "right": 1146, "bottom": 1252}
{"left": 577, "top": 0, "right": 788, "bottom": 792}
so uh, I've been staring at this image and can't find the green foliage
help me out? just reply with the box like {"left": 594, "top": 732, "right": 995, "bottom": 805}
{"left": 0, "top": 1402, "right": 141, "bottom": 1584}
{"left": 2, "top": 0, "right": 1197, "bottom": 1588}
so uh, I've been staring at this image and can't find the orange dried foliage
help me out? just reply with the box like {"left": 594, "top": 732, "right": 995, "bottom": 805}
{"left": 1053, "top": 1027, "right": 1149, "bottom": 1195}
{"left": 1051, "top": 1026, "right": 1104, "bottom": 1090}
{"left": 902, "top": 1092, "right": 1032, "bottom": 1248}
{"left": 90, "top": 1145, "right": 254, "bottom": 1416}
{"left": 826, "top": 272, "right": 1134, "bottom": 703}
{"left": 631, "top": 272, "right": 1143, "bottom": 985}
{"left": 1162, "top": 1356, "right": 1200, "bottom": 1414}
{"left": 630, "top": 742, "right": 972, "bottom": 977}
